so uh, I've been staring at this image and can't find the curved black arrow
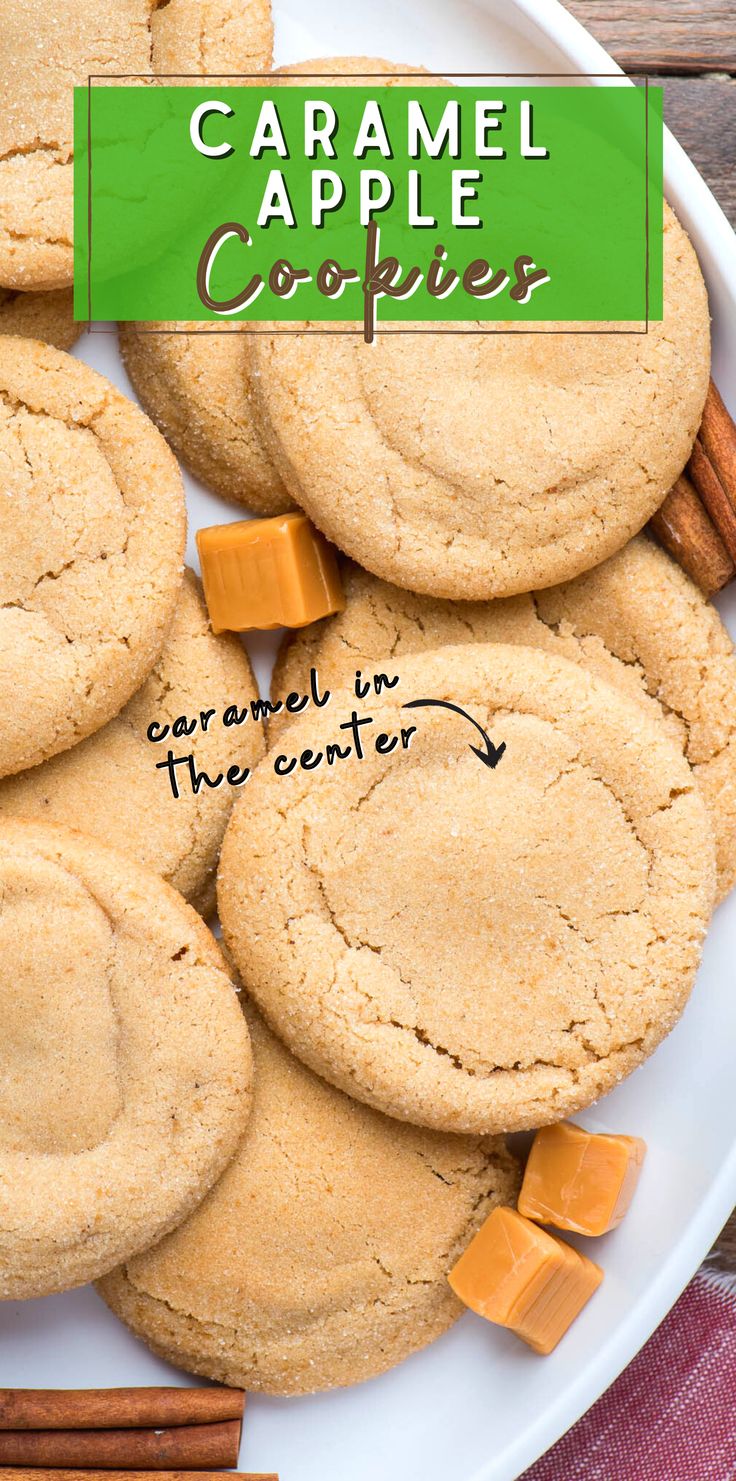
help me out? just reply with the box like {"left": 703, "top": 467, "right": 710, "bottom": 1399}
{"left": 401, "top": 698, "right": 506, "bottom": 769}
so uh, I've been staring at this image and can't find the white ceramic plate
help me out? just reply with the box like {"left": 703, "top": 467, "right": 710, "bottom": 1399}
{"left": 3, "top": 4, "right": 736, "bottom": 1479}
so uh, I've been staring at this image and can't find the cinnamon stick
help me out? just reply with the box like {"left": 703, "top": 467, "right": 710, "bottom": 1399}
{"left": 649, "top": 472, "right": 734, "bottom": 595}
{"left": 0, "top": 1421, "right": 241, "bottom": 1471}
{"left": 0, "top": 1391, "right": 245, "bottom": 1433}
{"left": 688, "top": 436, "right": 736, "bottom": 563}
{"left": 699, "top": 378, "right": 736, "bottom": 512}
{"left": 0, "top": 1473, "right": 276, "bottom": 1481}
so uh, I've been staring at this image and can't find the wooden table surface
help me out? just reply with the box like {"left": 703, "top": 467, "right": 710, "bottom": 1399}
{"left": 566, "top": 0, "right": 736, "bottom": 1271}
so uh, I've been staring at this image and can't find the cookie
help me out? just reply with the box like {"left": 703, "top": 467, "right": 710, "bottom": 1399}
{"left": 98, "top": 1003, "right": 519, "bottom": 1394}
{"left": 0, "top": 0, "right": 274, "bottom": 290}
{"left": 148, "top": 0, "right": 273, "bottom": 78}
{"left": 247, "top": 206, "right": 710, "bottom": 599}
{"left": 116, "top": 57, "right": 419, "bottom": 514}
{"left": 219, "top": 644, "right": 715, "bottom": 1134}
{"left": 0, "top": 336, "right": 185, "bottom": 778}
{"left": 0, "top": 288, "right": 82, "bottom": 351}
{"left": 274, "top": 55, "right": 431, "bottom": 84}
{"left": 119, "top": 324, "right": 292, "bottom": 515}
{"left": 0, "top": 570, "right": 265, "bottom": 916}
{"left": 0, "top": 818, "right": 252, "bottom": 1300}
{"left": 273, "top": 536, "right": 736, "bottom": 899}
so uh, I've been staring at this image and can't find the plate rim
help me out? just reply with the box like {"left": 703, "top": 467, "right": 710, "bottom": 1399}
{"left": 471, "top": 2, "right": 736, "bottom": 1474}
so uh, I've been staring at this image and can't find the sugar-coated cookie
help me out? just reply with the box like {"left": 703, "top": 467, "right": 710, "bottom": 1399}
{"left": 273, "top": 536, "right": 736, "bottom": 899}
{"left": 98, "top": 1004, "right": 519, "bottom": 1394}
{"left": 117, "top": 57, "right": 423, "bottom": 514}
{"left": 0, "top": 0, "right": 274, "bottom": 290}
{"left": 248, "top": 208, "right": 710, "bottom": 598}
{"left": 0, "top": 819, "right": 252, "bottom": 1300}
{"left": 119, "top": 325, "right": 292, "bottom": 515}
{"left": 148, "top": 0, "right": 273, "bottom": 77}
{"left": 0, "top": 571, "right": 265, "bottom": 916}
{"left": 0, "top": 336, "right": 185, "bottom": 778}
{"left": 219, "top": 644, "right": 715, "bottom": 1134}
{"left": 0, "top": 288, "right": 82, "bottom": 351}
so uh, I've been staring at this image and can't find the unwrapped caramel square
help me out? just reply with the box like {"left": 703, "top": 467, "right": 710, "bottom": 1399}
{"left": 448, "top": 1206, "right": 602, "bottom": 1354}
{"left": 197, "top": 512, "right": 345, "bottom": 633}
{"left": 518, "top": 1122, "right": 646, "bottom": 1236}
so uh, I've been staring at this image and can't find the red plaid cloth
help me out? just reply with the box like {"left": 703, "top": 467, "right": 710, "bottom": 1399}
{"left": 521, "top": 1271, "right": 736, "bottom": 1480}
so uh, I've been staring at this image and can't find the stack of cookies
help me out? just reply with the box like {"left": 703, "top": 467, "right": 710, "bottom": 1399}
{"left": 1, "top": 1, "right": 734, "bottom": 1404}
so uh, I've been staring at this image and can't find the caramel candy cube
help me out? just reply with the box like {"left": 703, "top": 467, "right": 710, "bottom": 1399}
{"left": 448, "top": 1206, "right": 602, "bottom": 1355}
{"left": 518, "top": 1122, "right": 646, "bottom": 1236}
{"left": 196, "top": 512, "right": 345, "bottom": 633}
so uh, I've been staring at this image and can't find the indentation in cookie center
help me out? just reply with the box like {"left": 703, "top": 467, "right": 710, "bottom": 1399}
{"left": 0, "top": 402, "right": 129, "bottom": 626}
{"left": 0, "top": 861, "right": 122, "bottom": 1155}
{"left": 360, "top": 332, "right": 649, "bottom": 511}
{"left": 305, "top": 723, "right": 650, "bottom": 1075}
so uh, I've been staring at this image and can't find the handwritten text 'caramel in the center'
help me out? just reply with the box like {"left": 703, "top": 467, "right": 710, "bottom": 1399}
{"left": 148, "top": 668, "right": 412, "bottom": 799}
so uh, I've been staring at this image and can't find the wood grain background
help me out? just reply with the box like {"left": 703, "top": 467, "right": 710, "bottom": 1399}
{"left": 566, "top": 0, "right": 736, "bottom": 1269}
{"left": 567, "top": 1, "right": 736, "bottom": 226}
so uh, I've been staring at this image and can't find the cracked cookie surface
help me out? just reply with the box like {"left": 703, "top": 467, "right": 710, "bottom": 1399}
{"left": 248, "top": 206, "right": 709, "bottom": 599}
{"left": 119, "top": 324, "right": 292, "bottom": 515}
{"left": 219, "top": 643, "right": 715, "bottom": 1133}
{"left": 0, "top": 0, "right": 273, "bottom": 290}
{"left": 115, "top": 57, "right": 423, "bottom": 516}
{"left": 0, "top": 336, "right": 185, "bottom": 778}
{"left": 273, "top": 536, "right": 736, "bottom": 899}
{"left": 0, "top": 571, "right": 265, "bottom": 916}
{"left": 98, "top": 1001, "right": 519, "bottom": 1394}
{"left": 0, "top": 818, "right": 252, "bottom": 1300}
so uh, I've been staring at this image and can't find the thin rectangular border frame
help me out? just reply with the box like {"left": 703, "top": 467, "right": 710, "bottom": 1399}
{"left": 84, "top": 71, "right": 653, "bottom": 336}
